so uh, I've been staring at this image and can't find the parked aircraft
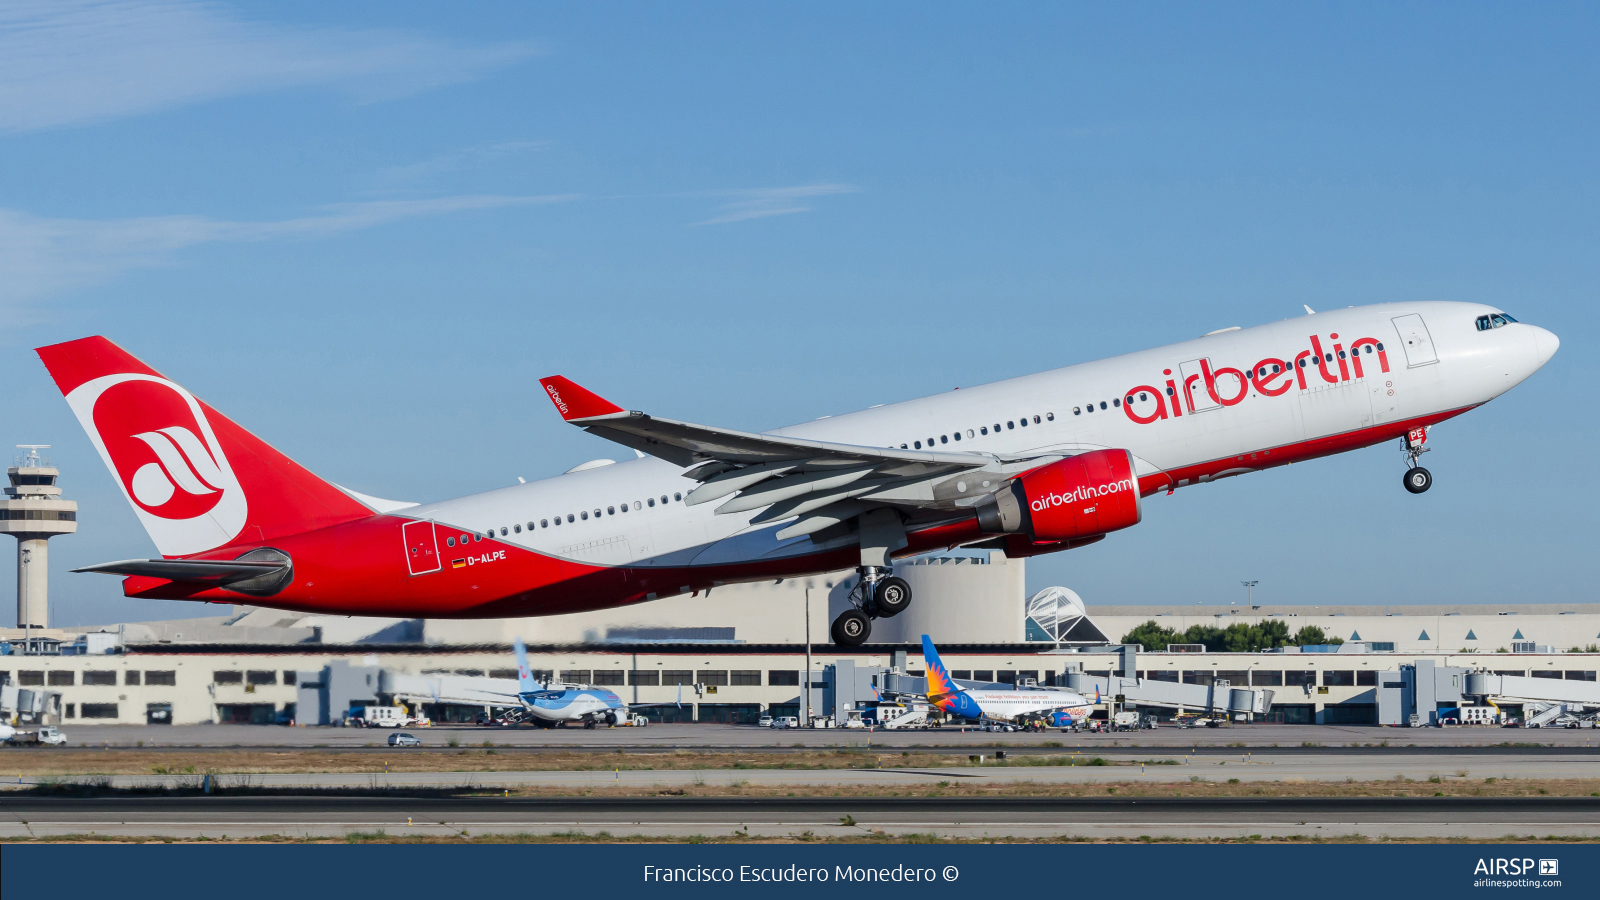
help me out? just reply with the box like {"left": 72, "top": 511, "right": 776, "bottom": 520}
{"left": 499, "top": 637, "right": 640, "bottom": 728}
{"left": 42, "top": 302, "right": 1557, "bottom": 645}
{"left": 921, "top": 635, "right": 1095, "bottom": 724}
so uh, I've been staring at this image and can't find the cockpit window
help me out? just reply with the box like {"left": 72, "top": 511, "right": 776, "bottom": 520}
{"left": 1477, "top": 313, "right": 1518, "bottom": 331}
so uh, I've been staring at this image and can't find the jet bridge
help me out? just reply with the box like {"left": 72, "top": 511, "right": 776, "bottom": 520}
{"left": 1063, "top": 672, "right": 1275, "bottom": 717}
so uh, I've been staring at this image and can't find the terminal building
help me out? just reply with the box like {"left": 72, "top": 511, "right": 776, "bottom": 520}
{"left": 3, "top": 547, "right": 1596, "bottom": 728}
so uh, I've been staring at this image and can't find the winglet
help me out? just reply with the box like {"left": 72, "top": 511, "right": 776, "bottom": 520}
{"left": 538, "top": 376, "right": 626, "bottom": 421}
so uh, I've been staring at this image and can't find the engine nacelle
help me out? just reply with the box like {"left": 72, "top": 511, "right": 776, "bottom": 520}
{"left": 975, "top": 449, "right": 1141, "bottom": 543}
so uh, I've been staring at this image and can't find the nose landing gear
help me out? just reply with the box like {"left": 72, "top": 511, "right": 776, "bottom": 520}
{"left": 1403, "top": 466, "right": 1433, "bottom": 494}
{"left": 1401, "top": 426, "right": 1432, "bottom": 494}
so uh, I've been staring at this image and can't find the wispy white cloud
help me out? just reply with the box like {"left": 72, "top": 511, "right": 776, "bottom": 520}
{"left": 693, "top": 184, "right": 858, "bottom": 225}
{"left": 365, "top": 141, "right": 552, "bottom": 192}
{"left": 0, "top": 194, "right": 576, "bottom": 309}
{"left": 0, "top": 0, "right": 538, "bottom": 131}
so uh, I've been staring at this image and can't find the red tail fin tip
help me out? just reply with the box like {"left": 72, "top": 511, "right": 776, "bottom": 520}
{"left": 538, "top": 376, "right": 625, "bottom": 421}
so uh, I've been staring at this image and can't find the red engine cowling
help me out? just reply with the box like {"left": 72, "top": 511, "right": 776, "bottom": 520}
{"left": 975, "top": 449, "right": 1142, "bottom": 543}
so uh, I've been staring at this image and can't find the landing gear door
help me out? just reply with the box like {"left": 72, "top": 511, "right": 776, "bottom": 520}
{"left": 1178, "top": 359, "right": 1220, "bottom": 413}
{"left": 402, "top": 520, "right": 442, "bottom": 575}
{"left": 1391, "top": 314, "right": 1438, "bottom": 367}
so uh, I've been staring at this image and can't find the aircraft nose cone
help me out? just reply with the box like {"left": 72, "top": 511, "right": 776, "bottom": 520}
{"left": 1530, "top": 325, "right": 1560, "bottom": 368}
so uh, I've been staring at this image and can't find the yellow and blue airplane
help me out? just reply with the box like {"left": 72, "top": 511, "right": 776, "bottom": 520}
{"left": 921, "top": 634, "right": 1096, "bottom": 725}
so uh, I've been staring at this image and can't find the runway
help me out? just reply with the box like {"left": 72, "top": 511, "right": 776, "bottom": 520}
{"left": 3, "top": 795, "right": 1596, "bottom": 841}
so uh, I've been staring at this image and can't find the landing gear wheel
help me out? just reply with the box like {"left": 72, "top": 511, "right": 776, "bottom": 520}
{"left": 584, "top": 718, "right": 596, "bottom": 730}
{"left": 831, "top": 609, "right": 872, "bottom": 646}
{"left": 873, "top": 576, "right": 912, "bottom": 618}
{"left": 1403, "top": 466, "right": 1432, "bottom": 494}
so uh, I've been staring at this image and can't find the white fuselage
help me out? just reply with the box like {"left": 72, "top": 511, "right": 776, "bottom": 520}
{"left": 410, "top": 302, "right": 1556, "bottom": 572}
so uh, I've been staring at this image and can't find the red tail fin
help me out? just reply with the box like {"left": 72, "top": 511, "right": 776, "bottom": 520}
{"left": 37, "top": 337, "right": 372, "bottom": 558}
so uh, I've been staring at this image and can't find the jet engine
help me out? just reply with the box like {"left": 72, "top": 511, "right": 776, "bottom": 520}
{"left": 975, "top": 449, "right": 1142, "bottom": 543}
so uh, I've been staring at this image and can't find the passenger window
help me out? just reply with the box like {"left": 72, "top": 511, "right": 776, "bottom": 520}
{"left": 446, "top": 537, "right": 455, "bottom": 547}
{"left": 900, "top": 443, "right": 908, "bottom": 448}
{"left": 581, "top": 511, "right": 588, "bottom": 520}
{"left": 541, "top": 519, "right": 548, "bottom": 528}
{"left": 1033, "top": 415, "right": 1040, "bottom": 423}
{"left": 940, "top": 435, "right": 948, "bottom": 444}
{"left": 661, "top": 495, "right": 668, "bottom": 504}
{"left": 1006, "top": 421, "right": 1014, "bottom": 429}
{"left": 566, "top": 514, "right": 574, "bottom": 523}
{"left": 648, "top": 498, "right": 655, "bottom": 507}
{"left": 527, "top": 522, "right": 535, "bottom": 530}
{"left": 980, "top": 426, "right": 988, "bottom": 435}
{"left": 966, "top": 429, "right": 975, "bottom": 438}
{"left": 1046, "top": 412, "right": 1054, "bottom": 421}
{"left": 1297, "top": 358, "right": 1306, "bottom": 367}
{"left": 992, "top": 423, "right": 1001, "bottom": 432}
{"left": 1273, "top": 364, "right": 1282, "bottom": 372}
{"left": 513, "top": 524, "right": 521, "bottom": 533}
{"left": 1111, "top": 399, "right": 1119, "bottom": 408}
{"left": 674, "top": 493, "right": 682, "bottom": 502}
{"left": 1019, "top": 417, "right": 1028, "bottom": 426}
{"left": 633, "top": 501, "right": 641, "bottom": 510}
{"left": 914, "top": 440, "right": 922, "bottom": 449}
{"left": 1338, "top": 350, "right": 1346, "bottom": 359}
{"left": 1074, "top": 407, "right": 1081, "bottom": 415}
{"left": 500, "top": 527, "right": 508, "bottom": 536}
{"left": 1084, "top": 404, "right": 1092, "bottom": 413}
{"left": 1325, "top": 353, "right": 1333, "bottom": 362}
{"left": 1166, "top": 386, "right": 1175, "bottom": 395}
{"left": 606, "top": 506, "right": 614, "bottom": 515}
{"left": 460, "top": 534, "right": 469, "bottom": 543}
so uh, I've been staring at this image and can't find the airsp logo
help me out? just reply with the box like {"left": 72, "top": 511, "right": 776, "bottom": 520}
{"left": 65, "top": 374, "right": 248, "bottom": 557}
{"left": 1540, "top": 859, "right": 1559, "bottom": 877}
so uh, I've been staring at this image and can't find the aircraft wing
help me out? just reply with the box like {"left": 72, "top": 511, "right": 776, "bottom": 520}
{"left": 538, "top": 376, "right": 1022, "bottom": 539}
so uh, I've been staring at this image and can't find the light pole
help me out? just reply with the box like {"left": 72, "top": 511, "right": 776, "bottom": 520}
{"left": 1241, "top": 580, "right": 1259, "bottom": 608}
{"left": 803, "top": 586, "right": 812, "bottom": 727}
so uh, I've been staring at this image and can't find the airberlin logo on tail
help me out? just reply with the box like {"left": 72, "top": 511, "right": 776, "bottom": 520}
{"left": 1030, "top": 477, "right": 1134, "bottom": 513}
{"left": 64, "top": 374, "right": 248, "bottom": 556}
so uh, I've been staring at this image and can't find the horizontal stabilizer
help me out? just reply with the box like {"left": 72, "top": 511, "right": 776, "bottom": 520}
{"left": 74, "top": 558, "right": 286, "bottom": 583}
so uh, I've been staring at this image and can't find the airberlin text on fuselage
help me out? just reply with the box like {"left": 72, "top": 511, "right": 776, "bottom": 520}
{"left": 1121, "top": 332, "right": 1391, "bottom": 426}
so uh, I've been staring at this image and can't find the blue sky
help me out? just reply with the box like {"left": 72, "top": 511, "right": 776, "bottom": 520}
{"left": 2, "top": 2, "right": 1596, "bottom": 626}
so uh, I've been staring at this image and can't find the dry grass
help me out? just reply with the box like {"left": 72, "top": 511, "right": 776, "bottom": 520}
{"left": 0, "top": 748, "right": 1127, "bottom": 776}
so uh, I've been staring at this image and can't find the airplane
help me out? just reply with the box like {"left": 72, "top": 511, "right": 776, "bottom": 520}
{"left": 40, "top": 301, "right": 1557, "bottom": 646}
{"left": 920, "top": 634, "right": 1095, "bottom": 724}
{"left": 497, "top": 637, "right": 643, "bottom": 729}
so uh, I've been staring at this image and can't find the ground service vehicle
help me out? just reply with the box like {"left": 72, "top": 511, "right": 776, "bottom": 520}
{"left": 387, "top": 732, "right": 421, "bottom": 747}
{"left": 4, "top": 726, "right": 67, "bottom": 747}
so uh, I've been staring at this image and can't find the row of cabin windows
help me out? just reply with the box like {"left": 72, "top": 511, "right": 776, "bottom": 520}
{"left": 901, "top": 414, "right": 1055, "bottom": 450}
{"left": 442, "top": 492, "right": 688, "bottom": 548}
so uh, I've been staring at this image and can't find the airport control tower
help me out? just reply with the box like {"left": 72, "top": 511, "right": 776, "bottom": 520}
{"left": 1, "top": 446, "right": 77, "bottom": 633}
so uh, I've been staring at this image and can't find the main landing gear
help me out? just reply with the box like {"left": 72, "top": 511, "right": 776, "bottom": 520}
{"left": 1401, "top": 427, "right": 1433, "bottom": 494}
{"left": 828, "top": 509, "right": 915, "bottom": 648}
{"left": 830, "top": 567, "right": 914, "bottom": 647}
